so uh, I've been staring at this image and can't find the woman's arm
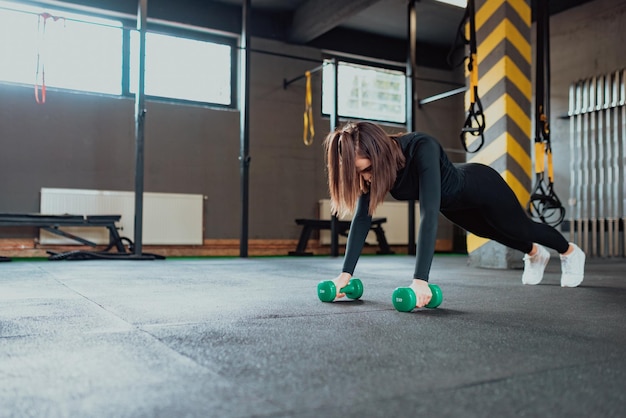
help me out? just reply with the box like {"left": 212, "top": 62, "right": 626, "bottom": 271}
{"left": 341, "top": 193, "right": 373, "bottom": 275}
{"left": 413, "top": 138, "right": 442, "bottom": 282}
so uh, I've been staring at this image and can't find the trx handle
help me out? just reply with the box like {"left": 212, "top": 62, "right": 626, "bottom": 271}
{"left": 303, "top": 71, "right": 314, "bottom": 146}
{"left": 460, "top": 0, "right": 485, "bottom": 153}
{"left": 529, "top": 184, "right": 565, "bottom": 226}
{"left": 528, "top": 108, "right": 564, "bottom": 226}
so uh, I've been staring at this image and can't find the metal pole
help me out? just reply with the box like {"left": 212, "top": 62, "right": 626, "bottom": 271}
{"left": 568, "top": 82, "right": 576, "bottom": 243}
{"left": 599, "top": 75, "right": 608, "bottom": 257}
{"left": 330, "top": 59, "right": 340, "bottom": 257}
{"left": 283, "top": 63, "right": 327, "bottom": 89}
{"left": 544, "top": 0, "right": 551, "bottom": 136}
{"left": 133, "top": 0, "right": 147, "bottom": 256}
{"left": 619, "top": 70, "right": 626, "bottom": 256}
{"left": 589, "top": 77, "right": 597, "bottom": 256}
{"left": 601, "top": 74, "right": 615, "bottom": 257}
{"left": 611, "top": 70, "right": 620, "bottom": 256}
{"left": 575, "top": 81, "right": 583, "bottom": 248}
{"left": 418, "top": 87, "right": 467, "bottom": 106}
{"left": 407, "top": 0, "right": 417, "bottom": 256}
{"left": 535, "top": 0, "right": 545, "bottom": 144}
{"left": 581, "top": 80, "right": 591, "bottom": 253}
{"left": 239, "top": 0, "right": 251, "bottom": 257}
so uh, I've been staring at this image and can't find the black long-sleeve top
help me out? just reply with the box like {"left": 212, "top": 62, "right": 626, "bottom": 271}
{"left": 341, "top": 132, "right": 464, "bottom": 281}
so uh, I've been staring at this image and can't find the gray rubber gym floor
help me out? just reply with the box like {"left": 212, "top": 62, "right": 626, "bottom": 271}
{"left": 1, "top": 253, "right": 625, "bottom": 418}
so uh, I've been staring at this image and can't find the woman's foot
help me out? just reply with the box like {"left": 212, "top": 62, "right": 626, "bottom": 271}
{"left": 522, "top": 243, "right": 550, "bottom": 285}
{"left": 560, "top": 243, "right": 585, "bottom": 287}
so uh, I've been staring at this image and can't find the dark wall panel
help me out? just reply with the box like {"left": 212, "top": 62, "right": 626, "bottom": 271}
{"left": 0, "top": 35, "right": 464, "bottom": 241}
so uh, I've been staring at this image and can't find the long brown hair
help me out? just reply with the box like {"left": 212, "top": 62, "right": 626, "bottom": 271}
{"left": 323, "top": 122, "right": 405, "bottom": 216}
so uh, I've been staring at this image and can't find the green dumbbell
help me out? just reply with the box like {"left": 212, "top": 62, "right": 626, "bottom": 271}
{"left": 317, "top": 278, "right": 364, "bottom": 302}
{"left": 392, "top": 284, "right": 443, "bottom": 312}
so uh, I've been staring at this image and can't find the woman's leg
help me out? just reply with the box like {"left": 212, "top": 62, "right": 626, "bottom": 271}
{"left": 442, "top": 207, "right": 533, "bottom": 253}
{"left": 442, "top": 207, "right": 552, "bottom": 285}
{"left": 449, "top": 164, "right": 569, "bottom": 254}
{"left": 445, "top": 164, "right": 584, "bottom": 286}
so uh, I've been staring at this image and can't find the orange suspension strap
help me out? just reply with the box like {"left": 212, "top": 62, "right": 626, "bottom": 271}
{"left": 303, "top": 71, "right": 315, "bottom": 146}
{"left": 284, "top": 62, "right": 328, "bottom": 145}
{"left": 35, "top": 12, "right": 65, "bottom": 104}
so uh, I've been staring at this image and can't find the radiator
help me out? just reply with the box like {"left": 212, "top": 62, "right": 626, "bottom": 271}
{"left": 39, "top": 188, "right": 204, "bottom": 245}
{"left": 318, "top": 199, "right": 420, "bottom": 245}
{"left": 568, "top": 69, "right": 625, "bottom": 257}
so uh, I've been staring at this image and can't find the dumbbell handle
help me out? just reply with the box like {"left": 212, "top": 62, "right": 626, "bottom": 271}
{"left": 317, "top": 278, "right": 363, "bottom": 302}
{"left": 425, "top": 284, "right": 442, "bottom": 308}
{"left": 339, "top": 282, "right": 356, "bottom": 294}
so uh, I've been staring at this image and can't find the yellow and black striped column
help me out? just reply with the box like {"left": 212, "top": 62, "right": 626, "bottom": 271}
{"left": 466, "top": 0, "right": 532, "bottom": 268}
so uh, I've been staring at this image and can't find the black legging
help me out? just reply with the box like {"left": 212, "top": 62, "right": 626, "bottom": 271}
{"left": 441, "top": 163, "right": 569, "bottom": 254}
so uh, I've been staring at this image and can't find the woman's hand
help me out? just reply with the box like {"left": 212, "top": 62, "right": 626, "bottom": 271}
{"left": 332, "top": 272, "right": 352, "bottom": 299}
{"left": 409, "top": 279, "right": 432, "bottom": 308}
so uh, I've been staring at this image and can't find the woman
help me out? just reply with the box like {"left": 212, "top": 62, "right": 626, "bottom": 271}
{"left": 323, "top": 121, "right": 585, "bottom": 309}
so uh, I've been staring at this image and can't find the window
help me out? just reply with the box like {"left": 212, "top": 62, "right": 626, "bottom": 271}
{"left": 0, "top": 1, "right": 235, "bottom": 107}
{"left": 322, "top": 59, "right": 406, "bottom": 124}
{"left": 129, "top": 31, "right": 232, "bottom": 105}
{"left": 0, "top": 2, "right": 123, "bottom": 95}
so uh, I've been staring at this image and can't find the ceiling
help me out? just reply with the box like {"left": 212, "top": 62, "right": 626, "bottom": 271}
{"left": 207, "top": 0, "right": 590, "bottom": 66}
{"left": 52, "top": 0, "right": 595, "bottom": 69}
{"left": 221, "top": 0, "right": 466, "bottom": 46}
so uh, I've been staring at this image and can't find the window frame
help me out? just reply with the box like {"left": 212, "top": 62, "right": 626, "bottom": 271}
{"left": 124, "top": 22, "right": 238, "bottom": 109}
{"left": 0, "top": 1, "right": 126, "bottom": 96}
{"left": 321, "top": 55, "right": 407, "bottom": 125}
{"left": 0, "top": 1, "right": 238, "bottom": 109}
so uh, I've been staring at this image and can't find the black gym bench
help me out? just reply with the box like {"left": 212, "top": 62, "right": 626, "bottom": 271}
{"left": 289, "top": 217, "right": 394, "bottom": 256}
{"left": 0, "top": 213, "right": 125, "bottom": 249}
{"left": 0, "top": 213, "right": 163, "bottom": 261}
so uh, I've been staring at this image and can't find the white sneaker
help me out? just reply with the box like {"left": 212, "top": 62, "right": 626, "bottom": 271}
{"left": 560, "top": 243, "right": 585, "bottom": 287}
{"left": 522, "top": 244, "right": 550, "bottom": 285}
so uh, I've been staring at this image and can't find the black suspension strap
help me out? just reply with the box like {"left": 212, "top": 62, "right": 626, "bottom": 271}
{"left": 527, "top": 0, "right": 565, "bottom": 226}
{"left": 460, "top": 0, "right": 485, "bottom": 153}
{"left": 447, "top": 5, "right": 469, "bottom": 69}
